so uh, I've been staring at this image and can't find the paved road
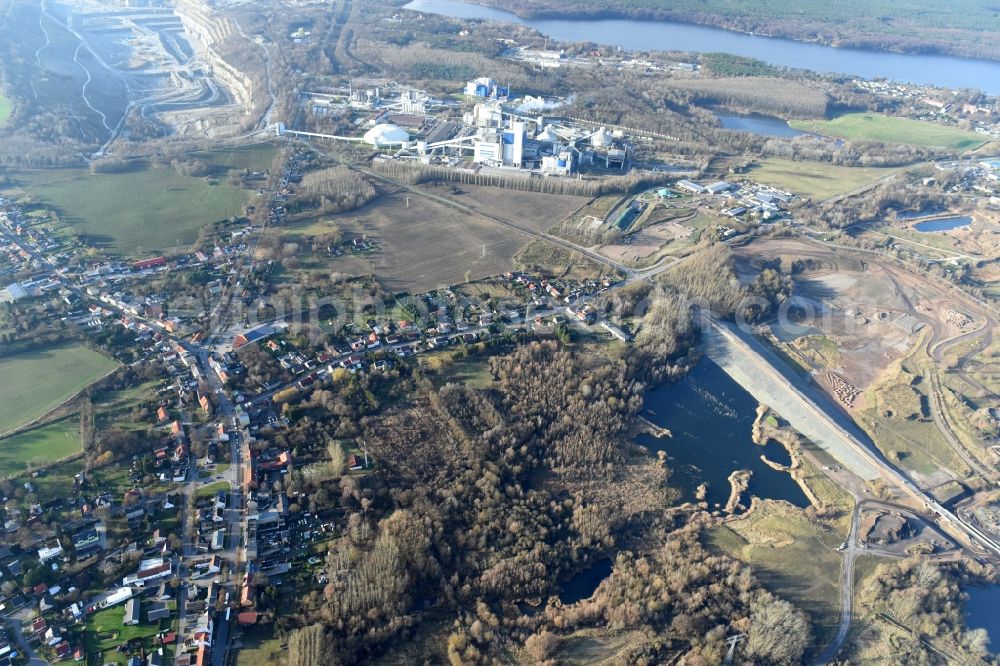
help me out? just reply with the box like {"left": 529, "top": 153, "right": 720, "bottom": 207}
{"left": 814, "top": 500, "right": 863, "bottom": 666}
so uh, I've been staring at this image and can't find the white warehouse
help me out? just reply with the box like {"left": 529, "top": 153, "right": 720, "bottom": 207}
{"left": 363, "top": 123, "right": 410, "bottom": 148}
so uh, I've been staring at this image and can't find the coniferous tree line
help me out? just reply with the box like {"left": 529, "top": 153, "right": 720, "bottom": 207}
{"left": 373, "top": 160, "right": 666, "bottom": 197}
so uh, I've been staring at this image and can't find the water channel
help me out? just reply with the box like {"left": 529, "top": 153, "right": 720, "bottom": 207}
{"left": 404, "top": 0, "right": 1000, "bottom": 94}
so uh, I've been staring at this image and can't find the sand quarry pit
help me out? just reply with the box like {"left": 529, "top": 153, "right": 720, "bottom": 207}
{"left": 734, "top": 238, "right": 994, "bottom": 407}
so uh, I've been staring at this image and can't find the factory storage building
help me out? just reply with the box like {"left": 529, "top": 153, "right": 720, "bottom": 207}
{"left": 363, "top": 124, "right": 410, "bottom": 148}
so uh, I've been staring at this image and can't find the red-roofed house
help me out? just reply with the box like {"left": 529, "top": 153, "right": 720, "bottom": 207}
{"left": 122, "top": 560, "right": 172, "bottom": 587}
{"left": 259, "top": 451, "right": 290, "bottom": 471}
{"left": 133, "top": 256, "right": 167, "bottom": 271}
{"left": 240, "top": 583, "right": 254, "bottom": 607}
{"left": 237, "top": 611, "right": 258, "bottom": 626}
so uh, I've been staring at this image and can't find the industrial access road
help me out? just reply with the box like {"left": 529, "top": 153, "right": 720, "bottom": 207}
{"left": 703, "top": 314, "right": 1000, "bottom": 560}
{"left": 815, "top": 499, "right": 864, "bottom": 666}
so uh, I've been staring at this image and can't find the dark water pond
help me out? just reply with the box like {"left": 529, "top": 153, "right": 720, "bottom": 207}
{"left": 637, "top": 358, "right": 809, "bottom": 510}
{"left": 965, "top": 585, "right": 1000, "bottom": 651}
{"left": 558, "top": 558, "right": 613, "bottom": 604}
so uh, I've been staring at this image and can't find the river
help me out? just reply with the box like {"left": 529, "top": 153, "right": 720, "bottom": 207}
{"left": 404, "top": 0, "right": 1000, "bottom": 94}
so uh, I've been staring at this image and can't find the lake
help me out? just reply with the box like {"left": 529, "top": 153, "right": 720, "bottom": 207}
{"left": 404, "top": 0, "right": 1000, "bottom": 94}
{"left": 965, "top": 585, "right": 1000, "bottom": 651}
{"left": 637, "top": 358, "right": 809, "bottom": 511}
{"left": 717, "top": 113, "right": 809, "bottom": 138}
{"left": 913, "top": 215, "right": 972, "bottom": 232}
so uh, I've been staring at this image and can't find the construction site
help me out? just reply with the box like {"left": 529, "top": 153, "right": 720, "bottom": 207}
{"left": 734, "top": 238, "right": 1000, "bottom": 517}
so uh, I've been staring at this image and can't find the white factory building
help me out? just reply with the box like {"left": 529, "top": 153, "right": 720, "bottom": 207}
{"left": 472, "top": 120, "right": 527, "bottom": 168}
{"left": 464, "top": 77, "right": 509, "bottom": 99}
{"left": 363, "top": 123, "right": 410, "bottom": 148}
{"left": 418, "top": 100, "right": 625, "bottom": 175}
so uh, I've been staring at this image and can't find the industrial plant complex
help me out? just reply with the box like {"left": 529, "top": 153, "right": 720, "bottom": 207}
{"left": 281, "top": 77, "right": 631, "bottom": 178}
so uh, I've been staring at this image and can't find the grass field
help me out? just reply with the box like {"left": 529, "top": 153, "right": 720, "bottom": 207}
{"left": 860, "top": 365, "right": 970, "bottom": 483}
{"left": 235, "top": 625, "right": 282, "bottom": 666}
{"left": 663, "top": 213, "right": 715, "bottom": 251}
{"left": 196, "top": 480, "right": 231, "bottom": 498}
{"left": 0, "top": 91, "right": 11, "bottom": 126}
{"left": 10, "top": 160, "right": 254, "bottom": 255}
{"left": 795, "top": 447, "right": 855, "bottom": 536}
{"left": 708, "top": 499, "right": 843, "bottom": 651}
{"left": 514, "top": 239, "right": 614, "bottom": 280}
{"left": 0, "top": 343, "right": 116, "bottom": 433}
{"left": 93, "top": 379, "right": 162, "bottom": 430}
{"left": 85, "top": 602, "right": 174, "bottom": 665}
{"left": 426, "top": 353, "right": 494, "bottom": 389}
{"left": 790, "top": 114, "right": 987, "bottom": 150}
{"left": 191, "top": 144, "right": 278, "bottom": 173}
{"left": 749, "top": 158, "right": 900, "bottom": 201}
{"left": 0, "top": 418, "right": 80, "bottom": 473}
{"left": 866, "top": 224, "right": 964, "bottom": 257}
{"left": 290, "top": 190, "right": 582, "bottom": 294}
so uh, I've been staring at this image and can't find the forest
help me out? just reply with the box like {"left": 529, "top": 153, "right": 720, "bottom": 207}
{"left": 298, "top": 166, "right": 378, "bottom": 214}
{"left": 253, "top": 282, "right": 824, "bottom": 665}
{"left": 850, "top": 558, "right": 998, "bottom": 663}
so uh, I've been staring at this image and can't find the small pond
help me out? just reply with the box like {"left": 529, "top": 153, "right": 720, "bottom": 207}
{"left": 913, "top": 215, "right": 972, "bottom": 233}
{"left": 558, "top": 558, "right": 614, "bottom": 604}
{"left": 716, "top": 113, "right": 809, "bottom": 138}
{"left": 769, "top": 319, "right": 821, "bottom": 343}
